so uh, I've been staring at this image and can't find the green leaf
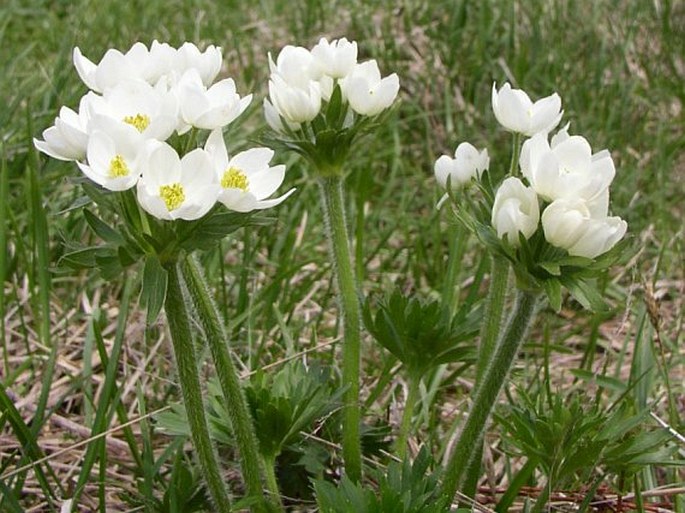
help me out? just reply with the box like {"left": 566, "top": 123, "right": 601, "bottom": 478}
{"left": 140, "top": 255, "right": 168, "bottom": 325}
{"left": 326, "top": 84, "right": 344, "bottom": 126}
{"left": 539, "top": 261, "right": 561, "bottom": 276}
{"left": 561, "top": 276, "right": 608, "bottom": 312}
{"left": 543, "top": 278, "right": 562, "bottom": 312}
{"left": 569, "top": 369, "right": 627, "bottom": 394}
{"left": 58, "top": 246, "right": 116, "bottom": 270}
{"left": 83, "top": 209, "right": 124, "bottom": 245}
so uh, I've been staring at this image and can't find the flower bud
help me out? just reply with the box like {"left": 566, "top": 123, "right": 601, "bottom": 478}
{"left": 541, "top": 198, "right": 627, "bottom": 258}
{"left": 520, "top": 126, "right": 615, "bottom": 207}
{"left": 491, "top": 177, "right": 540, "bottom": 245}
{"left": 340, "top": 60, "right": 399, "bottom": 116}
{"left": 434, "top": 142, "right": 489, "bottom": 190}
{"left": 311, "top": 38, "right": 358, "bottom": 79}
{"left": 491, "top": 82, "right": 562, "bottom": 136}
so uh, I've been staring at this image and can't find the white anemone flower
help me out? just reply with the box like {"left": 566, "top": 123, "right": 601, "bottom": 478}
{"left": 311, "top": 37, "right": 358, "bottom": 79}
{"left": 175, "top": 42, "right": 222, "bottom": 86}
{"left": 434, "top": 142, "right": 490, "bottom": 208}
{"left": 86, "top": 79, "right": 179, "bottom": 142}
{"left": 137, "top": 143, "right": 218, "bottom": 221}
{"left": 73, "top": 43, "right": 157, "bottom": 93}
{"left": 176, "top": 69, "right": 252, "bottom": 132}
{"left": 542, "top": 198, "right": 627, "bottom": 258}
{"left": 33, "top": 93, "right": 97, "bottom": 161}
{"left": 269, "top": 45, "right": 333, "bottom": 100}
{"left": 76, "top": 116, "right": 145, "bottom": 191}
{"left": 268, "top": 73, "right": 322, "bottom": 124}
{"left": 340, "top": 60, "right": 399, "bottom": 116}
{"left": 204, "top": 129, "right": 295, "bottom": 212}
{"left": 491, "top": 82, "right": 563, "bottom": 136}
{"left": 491, "top": 177, "right": 540, "bottom": 246}
{"left": 520, "top": 125, "right": 615, "bottom": 214}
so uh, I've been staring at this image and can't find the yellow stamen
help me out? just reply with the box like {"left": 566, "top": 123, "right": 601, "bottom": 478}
{"left": 221, "top": 167, "right": 249, "bottom": 191}
{"left": 109, "top": 155, "right": 130, "bottom": 178}
{"left": 159, "top": 183, "right": 185, "bottom": 211}
{"left": 123, "top": 113, "right": 150, "bottom": 132}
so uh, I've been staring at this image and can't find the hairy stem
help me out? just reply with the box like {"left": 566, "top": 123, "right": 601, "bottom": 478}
{"left": 442, "top": 289, "right": 539, "bottom": 503}
{"left": 509, "top": 132, "right": 522, "bottom": 177}
{"left": 394, "top": 375, "right": 421, "bottom": 460}
{"left": 164, "top": 262, "right": 232, "bottom": 513}
{"left": 441, "top": 226, "right": 467, "bottom": 324}
{"left": 181, "top": 256, "right": 272, "bottom": 512}
{"left": 318, "top": 175, "right": 362, "bottom": 482}
{"left": 262, "top": 454, "right": 284, "bottom": 511}
{"left": 461, "top": 255, "right": 510, "bottom": 498}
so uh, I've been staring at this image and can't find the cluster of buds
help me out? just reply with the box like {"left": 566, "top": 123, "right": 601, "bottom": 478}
{"left": 34, "top": 41, "right": 293, "bottom": 220}
{"left": 436, "top": 82, "right": 626, "bottom": 261}
{"left": 263, "top": 38, "right": 400, "bottom": 174}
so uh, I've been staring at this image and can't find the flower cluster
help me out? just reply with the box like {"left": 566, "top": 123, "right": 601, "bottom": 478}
{"left": 34, "top": 41, "right": 293, "bottom": 220}
{"left": 436, "top": 82, "right": 626, "bottom": 261}
{"left": 264, "top": 37, "right": 400, "bottom": 133}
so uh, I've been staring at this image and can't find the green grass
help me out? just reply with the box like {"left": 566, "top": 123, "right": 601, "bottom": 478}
{"left": 1, "top": 0, "right": 684, "bottom": 511}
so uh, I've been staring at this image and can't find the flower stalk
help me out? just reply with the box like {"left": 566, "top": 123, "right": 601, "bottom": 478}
{"left": 441, "top": 289, "right": 539, "bottom": 503}
{"left": 441, "top": 226, "right": 467, "bottom": 324}
{"left": 164, "top": 262, "right": 232, "bottom": 513}
{"left": 261, "top": 454, "right": 285, "bottom": 511}
{"left": 461, "top": 254, "right": 510, "bottom": 498}
{"left": 318, "top": 174, "right": 362, "bottom": 482}
{"left": 180, "top": 256, "right": 272, "bottom": 512}
{"left": 394, "top": 374, "right": 421, "bottom": 461}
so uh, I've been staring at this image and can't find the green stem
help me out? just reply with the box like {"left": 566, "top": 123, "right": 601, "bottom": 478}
{"left": 262, "top": 454, "right": 284, "bottom": 511}
{"left": 181, "top": 256, "right": 271, "bottom": 512}
{"left": 164, "top": 262, "right": 232, "bottom": 513}
{"left": 461, "top": 255, "right": 509, "bottom": 501}
{"left": 441, "top": 290, "right": 539, "bottom": 503}
{"left": 509, "top": 132, "right": 521, "bottom": 177}
{"left": 530, "top": 478, "right": 551, "bottom": 513}
{"left": 441, "top": 226, "right": 467, "bottom": 324}
{"left": 318, "top": 175, "right": 362, "bottom": 482}
{"left": 394, "top": 375, "right": 421, "bottom": 460}
{"left": 476, "top": 255, "right": 510, "bottom": 384}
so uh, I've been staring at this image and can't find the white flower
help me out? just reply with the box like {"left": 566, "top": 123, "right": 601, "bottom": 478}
{"left": 176, "top": 69, "right": 252, "bottom": 131}
{"left": 311, "top": 37, "right": 358, "bottom": 79}
{"left": 542, "top": 198, "right": 627, "bottom": 258}
{"left": 268, "top": 73, "right": 322, "bottom": 124}
{"left": 491, "top": 177, "right": 540, "bottom": 245}
{"left": 175, "top": 42, "right": 222, "bottom": 86}
{"left": 205, "top": 129, "right": 295, "bottom": 212}
{"left": 33, "top": 93, "right": 96, "bottom": 161}
{"left": 269, "top": 45, "right": 320, "bottom": 89}
{"left": 491, "top": 82, "right": 563, "bottom": 136}
{"left": 73, "top": 42, "right": 223, "bottom": 93}
{"left": 520, "top": 125, "right": 615, "bottom": 213}
{"left": 340, "top": 60, "right": 399, "bottom": 116}
{"left": 73, "top": 43, "right": 152, "bottom": 93}
{"left": 87, "top": 79, "right": 179, "bottom": 141}
{"left": 137, "top": 143, "right": 218, "bottom": 220}
{"left": 76, "top": 116, "right": 145, "bottom": 191}
{"left": 435, "top": 142, "right": 489, "bottom": 189}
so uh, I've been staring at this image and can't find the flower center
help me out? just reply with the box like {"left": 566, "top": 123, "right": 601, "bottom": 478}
{"left": 123, "top": 113, "right": 150, "bottom": 132}
{"left": 221, "top": 167, "right": 249, "bottom": 191}
{"left": 108, "top": 155, "right": 130, "bottom": 177}
{"left": 159, "top": 183, "right": 185, "bottom": 211}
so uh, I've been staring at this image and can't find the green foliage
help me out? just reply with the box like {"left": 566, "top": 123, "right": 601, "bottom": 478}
{"left": 245, "top": 361, "right": 344, "bottom": 460}
{"left": 495, "top": 389, "right": 682, "bottom": 495}
{"left": 447, "top": 180, "right": 636, "bottom": 313}
{"left": 261, "top": 83, "right": 396, "bottom": 177}
{"left": 363, "top": 289, "right": 479, "bottom": 379}
{"left": 59, "top": 186, "right": 274, "bottom": 278}
{"left": 315, "top": 448, "right": 448, "bottom": 513}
